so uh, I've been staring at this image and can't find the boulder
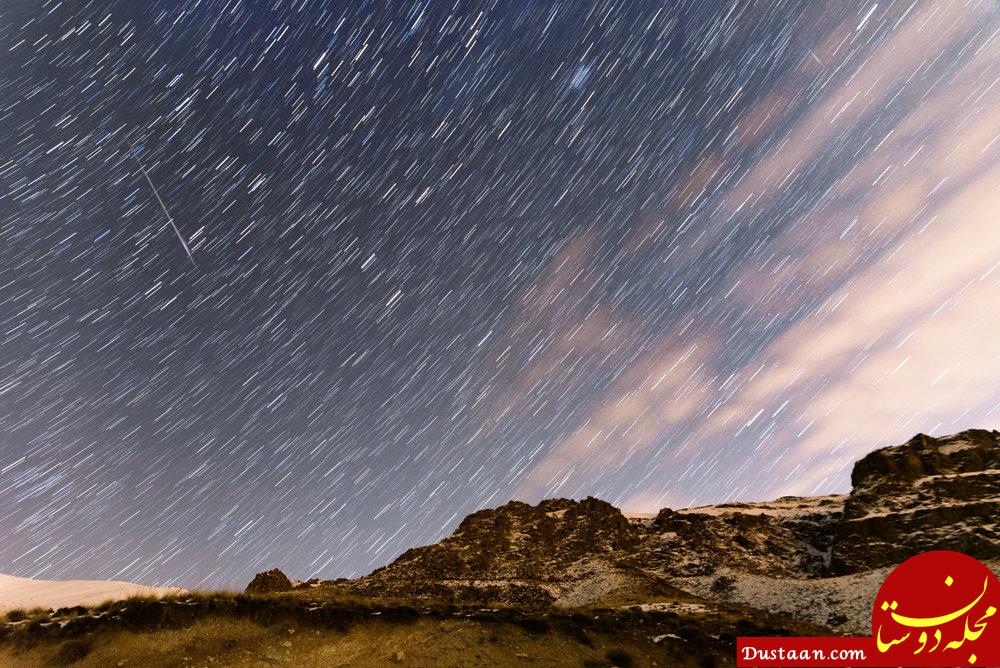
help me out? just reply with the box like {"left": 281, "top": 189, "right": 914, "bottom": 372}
{"left": 245, "top": 569, "right": 293, "bottom": 594}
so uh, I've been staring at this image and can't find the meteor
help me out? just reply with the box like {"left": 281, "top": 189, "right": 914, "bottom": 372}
{"left": 122, "top": 140, "right": 197, "bottom": 267}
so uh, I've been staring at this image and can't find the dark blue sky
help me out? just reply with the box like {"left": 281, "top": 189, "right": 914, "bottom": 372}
{"left": 2, "top": 0, "right": 998, "bottom": 588}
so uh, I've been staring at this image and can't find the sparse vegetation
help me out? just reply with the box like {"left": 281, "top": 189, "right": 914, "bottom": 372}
{"left": 1, "top": 590, "right": 423, "bottom": 647}
{"left": 605, "top": 647, "right": 636, "bottom": 667}
{"left": 826, "top": 612, "right": 849, "bottom": 627}
{"left": 51, "top": 638, "right": 91, "bottom": 665}
{"left": 513, "top": 615, "right": 550, "bottom": 634}
{"left": 0, "top": 587, "right": 815, "bottom": 667}
{"left": 2, "top": 608, "right": 49, "bottom": 624}
{"left": 2, "top": 610, "right": 27, "bottom": 623}
{"left": 710, "top": 574, "right": 737, "bottom": 596}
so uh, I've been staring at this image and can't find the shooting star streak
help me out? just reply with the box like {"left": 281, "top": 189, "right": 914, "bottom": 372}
{"left": 123, "top": 141, "right": 197, "bottom": 267}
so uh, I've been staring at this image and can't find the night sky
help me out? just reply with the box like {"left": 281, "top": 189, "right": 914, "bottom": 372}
{"left": 2, "top": 0, "right": 999, "bottom": 589}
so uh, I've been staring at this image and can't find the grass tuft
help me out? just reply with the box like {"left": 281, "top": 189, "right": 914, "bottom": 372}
{"left": 605, "top": 647, "right": 635, "bottom": 667}
{"left": 3, "top": 609, "right": 27, "bottom": 623}
{"left": 51, "top": 638, "right": 92, "bottom": 665}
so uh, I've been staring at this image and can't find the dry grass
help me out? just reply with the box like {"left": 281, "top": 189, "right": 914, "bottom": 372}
{"left": 2, "top": 608, "right": 51, "bottom": 624}
{"left": 0, "top": 590, "right": 420, "bottom": 649}
{"left": 0, "top": 613, "right": 718, "bottom": 668}
{"left": 0, "top": 589, "right": 810, "bottom": 667}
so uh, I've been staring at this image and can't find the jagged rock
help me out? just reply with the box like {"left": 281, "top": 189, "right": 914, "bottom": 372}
{"left": 647, "top": 495, "right": 844, "bottom": 578}
{"left": 370, "top": 495, "right": 637, "bottom": 583}
{"left": 311, "top": 496, "right": 640, "bottom": 606}
{"left": 829, "top": 429, "right": 1000, "bottom": 574}
{"left": 303, "top": 430, "right": 999, "bottom": 608}
{"left": 245, "top": 569, "right": 293, "bottom": 594}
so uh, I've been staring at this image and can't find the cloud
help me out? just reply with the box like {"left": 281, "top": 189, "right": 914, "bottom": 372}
{"left": 515, "top": 333, "right": 717, "bottom": 500}
{"left": 752, "top": 161, "right": 1000, "bottom": 496}
{"left": 505, "top": 0, "right": 1000, "bottom": 509}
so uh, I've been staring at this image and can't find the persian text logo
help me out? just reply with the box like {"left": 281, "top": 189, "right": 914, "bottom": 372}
{"left": 873, "top": 550, "right": 999, "bottom": 665}
{"left": 736, "top": 550, "right": 1000, "bottom": 666}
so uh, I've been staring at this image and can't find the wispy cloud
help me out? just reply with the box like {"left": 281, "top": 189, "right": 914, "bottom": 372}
{"left": 506, "top": 0, "right": 1000, "bottom": 508}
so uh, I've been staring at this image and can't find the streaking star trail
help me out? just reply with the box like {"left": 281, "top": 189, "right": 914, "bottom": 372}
{"left": 122, "top": 140, "right": 197, "bottom": 268}
{"left": 0, "top": 0, "right": 998, "bottom": 591}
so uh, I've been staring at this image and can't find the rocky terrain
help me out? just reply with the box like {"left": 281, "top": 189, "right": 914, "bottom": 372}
{"left": 295, "top": 492, "right": 847, "bottom": 611}
{"left": 830, "top": 429, "right": 1000, "bottom": 574}
{"left": 2, "top": 429, "right": 997, "bottom": 666}
{"left": 272, "top": 429, "right": 1000, "bottom": 634}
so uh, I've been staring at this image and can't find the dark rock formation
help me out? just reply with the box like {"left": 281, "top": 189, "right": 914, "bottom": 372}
{"left": 249, "top": 430, "right": 1000, "bottom": 605}
{"left": 245, "top": 568, "right": 293, "bottom": 594}
{"left": 292, "top": 578, "right": 321, "bottom": 590}
{"left": 321, "top": 496, "right": 641, "bottom": 606}
{"left": 648, "top": 495, "right": 844, "bottom": 578}
{"left": 829, "top": 429, "right": 1000, "bottom": 574}
{"left": 375, "top": 496, "right": 638, "bottom": 582}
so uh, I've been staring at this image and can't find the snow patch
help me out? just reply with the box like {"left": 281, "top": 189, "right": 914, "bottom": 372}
{"left": 0, "top": 572, "right": 183, "bottom": 612}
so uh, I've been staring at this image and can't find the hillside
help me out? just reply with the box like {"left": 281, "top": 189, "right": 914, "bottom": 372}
{"left": 283, "top": 429, "right": 1000, "bottom": 633}
{"left": 2, "top": 429, "right": 998, "bottom": 666}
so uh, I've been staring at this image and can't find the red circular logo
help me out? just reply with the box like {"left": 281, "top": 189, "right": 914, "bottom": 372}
{"left": 872, "top": 551, "right": 1000, "bottom": 665}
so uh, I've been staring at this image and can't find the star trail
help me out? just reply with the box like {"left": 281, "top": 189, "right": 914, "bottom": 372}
{"left": 1, "top": 0, "right": 999, "bottom": 589}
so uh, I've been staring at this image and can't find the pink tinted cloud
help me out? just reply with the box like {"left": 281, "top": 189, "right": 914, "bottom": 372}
{"left": 510, "top": 0, "right": 1000, "bottom": 510}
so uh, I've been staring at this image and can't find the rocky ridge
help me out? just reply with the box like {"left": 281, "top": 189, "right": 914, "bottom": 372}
{"left": 830, "top": 429, "right": 1000, "bottom": 574}
{"left": 252, "top": 430, "right": 1000, "bottom": 630}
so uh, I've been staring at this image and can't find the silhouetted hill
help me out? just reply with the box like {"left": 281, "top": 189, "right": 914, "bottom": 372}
{"left": 280, "top": 429, "right": 1000, "bottom": 632}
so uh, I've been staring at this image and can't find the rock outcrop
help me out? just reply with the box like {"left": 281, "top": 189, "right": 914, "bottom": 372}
{"left": 323, "top": 496, "right": 647, "bottom": 606}
{"left": 647, "top": 494, "right": 845, "bottom": 578}
{"left": 245, "top": 568, "right": 293, "bottom": 594}
{"left": 376, "top": 496, "right": 638, "bottom": 581}
{"left": 250, "top": 429, "right": 1000, "bottom": 610}
{"left": 829, "top": 429, "right": 1000, "bottom": 574}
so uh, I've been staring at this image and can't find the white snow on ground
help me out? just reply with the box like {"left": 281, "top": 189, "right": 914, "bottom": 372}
{"left": 0, "top": 572, "right": 184, "bottom": 612}
{"left": 673, "top": 567, "right": 893, "bottom": 634}
{"left": 675, "top": 494, "right": 847, "bottom": 518}
{"left": 633, "top": 601, "right": 708, "bottom": 614}
{"left": 915, "top": 469, "right": 1000, "bottom": 485}
{"left": 673, "top": 561, "right": 1000, "bottom": 635}
{"left": 937, "top": 437, "right": 978, "bottom": 454}
{"left": 845, "top": 496, "right": 1000, "bottom": 522}
{"left": 552, "top": 560, "right": 629, "bottom": 607}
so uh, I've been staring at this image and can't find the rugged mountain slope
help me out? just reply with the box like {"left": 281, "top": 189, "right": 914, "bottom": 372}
{"left": 314, "top": 497, "right": 663, "bottom": 607}
{"left": 298, "top": 492, "right": 847, "bottom": 607}
{"left": 647, "top": 494, "right": 845, "bottom": 578}
{"left": 380, "top": 497, "right": 638, "bottom": 581}
{"left": 307, "top": 494, "right": 846, "bottom": 609}
{"left": 255, "top": 429, "right": 999, "bottom": 628}
{"left": 665, "top": 431, "right": 1000, "bottom": 633}
{"left": 829, "top": 429, "right": 1000, "bottom": 574}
